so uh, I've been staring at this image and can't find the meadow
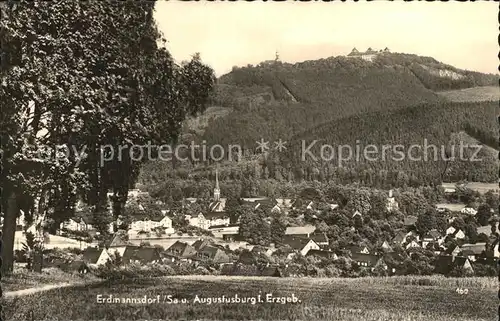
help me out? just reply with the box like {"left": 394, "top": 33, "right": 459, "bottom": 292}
{"left": 3, "top": 275, "right": 497, "bottom": 321}
{"left": 3, "top": 266, "right": 99, "bottom": 292}
{"left": 437, "top": 86, "right": 499, "bottom": 103}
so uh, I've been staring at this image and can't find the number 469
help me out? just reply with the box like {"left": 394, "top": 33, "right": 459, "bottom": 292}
{"left": 456, "top": 288, "right": 468, "bottom": 295}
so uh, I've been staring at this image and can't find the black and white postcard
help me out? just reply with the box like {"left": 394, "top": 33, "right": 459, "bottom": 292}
{"left": 1, "top": 1, "right": 498, "bottom": 320}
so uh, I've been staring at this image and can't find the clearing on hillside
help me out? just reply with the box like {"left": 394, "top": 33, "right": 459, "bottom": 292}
{"left": 437, "top": 86, "right": 499, "bottom": 102}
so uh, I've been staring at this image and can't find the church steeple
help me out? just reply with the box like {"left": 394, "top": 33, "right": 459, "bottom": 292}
{"left": 214, "top": 167, "right": 220, "bottom": 201}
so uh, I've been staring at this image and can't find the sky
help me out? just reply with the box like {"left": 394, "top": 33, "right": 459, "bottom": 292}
{"left": 154, "top": 1, "right": 498, "bottom": 77}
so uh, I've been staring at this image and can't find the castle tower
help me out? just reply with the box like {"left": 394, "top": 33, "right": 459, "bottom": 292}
{"left": 214, "top": 167, "right": 220, "bottom": 201}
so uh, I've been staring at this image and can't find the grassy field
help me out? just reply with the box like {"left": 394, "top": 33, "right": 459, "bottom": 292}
{"left": 437, "top": 86, "right": 499, "bottom": 103}
{"left": 3, "top": 266, "right": 99, "bottom": 292}
{"left": 442, "top": 182, "right": 499, "bottom": 194}
{"left": 3, "top": 275, "right": 497, "bottom": 320}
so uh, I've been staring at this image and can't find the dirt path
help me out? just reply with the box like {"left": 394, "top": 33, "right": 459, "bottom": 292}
{"left": 4, "top": 281, "right": 101, "bottom": 298}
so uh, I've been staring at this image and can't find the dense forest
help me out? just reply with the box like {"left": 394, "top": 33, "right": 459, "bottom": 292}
{"left": 278, "top": 100, "right": 498, "bottom": 187}
{"left": 137, "top": 53, "right": 497, "bottom": 194}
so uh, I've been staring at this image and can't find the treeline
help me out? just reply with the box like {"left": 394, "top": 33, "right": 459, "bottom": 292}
{"left": 203, "top": 58, "right": 441, "bottom": 148}
{"left": 277, "top": 100, "right": 497, "bottom": 187}
{"left": 202, "top": 53, "right": 496, "bottom": 149}
{"left": 141, "top": 100, "right": 498, "bottom": 190}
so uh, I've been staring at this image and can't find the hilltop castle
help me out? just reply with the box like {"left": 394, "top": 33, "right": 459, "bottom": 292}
{"left": 346, "top": 47, "right": 390, "bottom": 62}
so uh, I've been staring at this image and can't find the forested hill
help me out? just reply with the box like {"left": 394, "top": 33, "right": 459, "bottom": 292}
{"left": 140, "top": 53, "right": 497, "bottom": 189}
{"left": 275, "top": 100, "right": 498, "bottom": 187}
{"left": 200, "top": 52, "right": 496, "bottom": 148}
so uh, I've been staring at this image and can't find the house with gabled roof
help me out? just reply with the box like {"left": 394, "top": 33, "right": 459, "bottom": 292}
{"left": 194, "top": 246, "right": 231, "bottom": 264}
{"left": 285, "top": 225, "right": 316, "bottom": 238}
{"left": 403, "top": 216, "right": 418, "bottom": 228}
{"left": 82, "top": 247, "right": 111, "bottom": 267}
{"left": 345, "top": 245, "right": 370, "bottom": 255}
{"left": 444, "top": 244, "right": 461, "bottom": 256}
{"left": 422, "top": 229, "right": 442, "bottom": 248}
{"left": 461, "top": 207, "right": 478, "bottom": 215}
{"left": 118, "top": 246, "right": 141, "bottom": 264}
{"left": 164, "top": 241, "right": 196, "bottom": 261}
{"left": 351, "top": 253, "right": 384, "bottom": 269}
{"left": 185, "top": 212, "right": 211, "bottom": 230}
{"left": 204, "top": 212, "right": 231, "bottom": 228}
{"left": 460, "top": 243, "right": 487, "bottom": 261}
{"left": 310, "top": 232, "right": 329, "bottom": 247}
{"left": 392, "top": 231, "right": 406, "bottom": 245}
{"left": 306, "top": 249, "right": 338, "bottom": 260}
{"left": 477, "top": 224, "right": 497, "bottom": 237}
{"left": 405, "top": 240, "right": 420, "bottom": 249}
{"left": 283, "top": 237, "right": 320, "bottom": 258}
{"left": 435, "top": 255, "right": 473, "bottom": 275}
{"left": 381, "top": 241, "right": 393, "bottom": 251}
{"left": 192, "top": 239, "right": 211, "bottom": 251}
{"left": 129, "top": 247, "right": 162, "bottom": 264}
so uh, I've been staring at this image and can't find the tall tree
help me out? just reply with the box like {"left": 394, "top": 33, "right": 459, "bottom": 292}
{"left": 0, "top": 1, "right": 214, "bottom": 272}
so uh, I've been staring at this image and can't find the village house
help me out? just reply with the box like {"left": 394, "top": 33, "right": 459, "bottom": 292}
{"left": 285, "top": 225, "right": 316, "bottom": 238}
{"left": 192, "top": 239, "right": 211, "bottom": 251}
{"left": 403, "top": 216, "right": 418, "bottom": 229}
{"left": 461, "top": 242, "right": 499, "bottom": 261}
{"left": 477, "top": 223, "right": 497, "bottom": 237}
{"left": 446, "top": 227, "right": 465, "bottom": 240}
{"left": 209, "top": 224, "right": 240, "bottom": 241}
{"left": 381, "top": 241, "right": 393, "bottom": 251}
{"left": 434, "top": 255, "right": 473, "bottom": 275}
{"left": 345, "top": 245, "right": 370, "bottom": 255}
{"left": 106, "top": 233, "right": 134, "bottom": 258}
{"left": 60, "top": 216, "right": 114, "bottom": 234}
{"left": 352, "top": 211, "right": 362, "bottom": 219}
{"left": 204, "top": 212, "right": 231, "bottom": 228}
{"left": 194, "top": 246, "right": 231, "bottom": 264}
{"left": 305, "top": 249, "right": 338, "bottom": 260}
{"left": 405, "top": 240, "right": 421, "bottom": 249}
{"left": 185, "top": 212, "right": 211, "bottom": 230}
{"left": 422, "top": 229, "right": 442, "bottom": 248}
{"left": 129, "top": 216, "right": 174, "bottom": 234}
{"left": 283, "top": 237, "right": 320, "bottom": 258}
{"left": 392, "top": 230, "right": 420, "bottom": 246}
{"left": 460, "top": 207, "right": 478, "bottom": 215}
{"left": 128, "top": 247, "right": 162, "bottom": 264}
{"left": 310, "top": 232, "right": 329, "bottom": 247}
{"left": 164, "top": 241, "right": 197, "bottom": 262}
{"left": 436, "top": 203, "right": 466, "bottom": 213}
{"left": 351, "top": 253, "right": 386, "bottom": 271}
{"left": 444, "top": 244, "right": 461, "bottom": 256}
{"left": 251, "top": 245, "right": 275, "bottom": 257}
{"left": 82, "top": 247, "right": 111, "bottom": 267}
{"left": 117, "top": 246, "right": 142, "bottom": 264}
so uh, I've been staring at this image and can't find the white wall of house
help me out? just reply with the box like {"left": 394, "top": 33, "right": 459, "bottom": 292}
{"left": 96, "top": 249, "right": 111, "bottom": 266}
{"left": 300, "top": 240, "right": 320, "bottom": 256}
{"left": 209, "top": 217, "right": 230, "bottom": 227}
{"left": 455, "top": 230, "right": 465, "bottom": 239}
{"left": 187, "top": 213, "right": 211, "bottom": 230}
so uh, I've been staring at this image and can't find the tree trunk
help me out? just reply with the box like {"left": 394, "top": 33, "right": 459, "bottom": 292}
{"left": 2, "top": 191, "right": 18, "bottom": 274}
